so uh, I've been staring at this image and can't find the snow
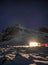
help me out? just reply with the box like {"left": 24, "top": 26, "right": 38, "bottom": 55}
{"left": 0, "top": 25, "right": 48, "bottom": 65}
{"left": 0, "top": 48, "right": 48, "bottom": 65}
{"left": 33, "top": 60, "right": 48, "bottom": 64}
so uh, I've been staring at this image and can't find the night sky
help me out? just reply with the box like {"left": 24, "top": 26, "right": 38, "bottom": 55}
{"left": 0, "top": 1, "right": 48, "bottom": 31}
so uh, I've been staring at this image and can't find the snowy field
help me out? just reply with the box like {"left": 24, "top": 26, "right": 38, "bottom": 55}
{"left": 0, "top": 47, "right": 48, "bottom": 65}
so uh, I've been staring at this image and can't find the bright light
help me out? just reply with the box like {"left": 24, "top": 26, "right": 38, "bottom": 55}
{"left": 29, "top": 42, "right": 40, "bottom": 47}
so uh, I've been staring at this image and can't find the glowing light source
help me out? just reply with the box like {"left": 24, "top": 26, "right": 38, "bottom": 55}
{"left": 29, "top": 42, "right": 40, "bottom": 47}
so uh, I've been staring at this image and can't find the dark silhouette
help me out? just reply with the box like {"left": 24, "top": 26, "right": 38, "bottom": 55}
{"left": 39, "top": 27, "right": 48, "bottom": 33}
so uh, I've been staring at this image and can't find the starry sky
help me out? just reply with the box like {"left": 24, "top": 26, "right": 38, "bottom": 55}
{"left": 0, "top": 0, "right": 48, "bottom": 31}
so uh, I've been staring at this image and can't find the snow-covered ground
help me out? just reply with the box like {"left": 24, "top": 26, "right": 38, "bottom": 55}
{"left": 0, "top": 47, "right": 48, "bottom": 65}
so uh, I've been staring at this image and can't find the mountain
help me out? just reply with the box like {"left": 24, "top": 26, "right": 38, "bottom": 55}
{"left": 0, "top": 24, "right": 48, "bottom": 46}
{"left": 0, "top": 24, "right": 31, "bottom": 43}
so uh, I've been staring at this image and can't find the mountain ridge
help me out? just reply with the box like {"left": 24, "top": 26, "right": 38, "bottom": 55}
{"left": 0, "top": 24, "right": 30, "bottom": 42}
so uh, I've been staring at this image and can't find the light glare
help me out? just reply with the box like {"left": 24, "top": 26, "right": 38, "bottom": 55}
{"left": 29, "top": 42, "right": 39, "bottom": 47}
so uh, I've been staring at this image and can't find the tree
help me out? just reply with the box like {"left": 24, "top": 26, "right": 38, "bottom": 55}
{"left": 39, "top": 27, "right": 48, "bottom": 33}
